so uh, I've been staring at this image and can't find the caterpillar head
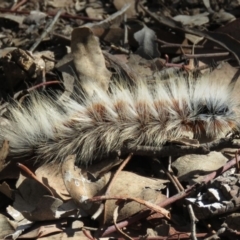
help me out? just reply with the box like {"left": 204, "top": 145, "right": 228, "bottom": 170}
{"left": 192, "top": 91, "right": 239, "bottom": 140}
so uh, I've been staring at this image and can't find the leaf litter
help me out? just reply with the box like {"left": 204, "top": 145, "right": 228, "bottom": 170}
{"left": 1, "top": 0, "right": 240, "bottom": 239}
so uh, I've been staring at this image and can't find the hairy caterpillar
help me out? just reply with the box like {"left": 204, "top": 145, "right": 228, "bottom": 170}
{"left": 0, "top": 75, "right": 239, "bottom": 165}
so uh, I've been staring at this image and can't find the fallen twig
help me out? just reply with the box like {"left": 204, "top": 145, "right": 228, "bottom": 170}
{"left": 29, "top": 9, "right": 63, "bottom": 52}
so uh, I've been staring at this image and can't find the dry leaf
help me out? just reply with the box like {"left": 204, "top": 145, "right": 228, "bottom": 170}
{"left": 0, "top": 213, "right": 15, "bottom": 239}
{"left": 0, "top": 181, "right": 13, "bottom": 199}
{"left": 35, "top": 164, "right": 70, "bottom": 200}
{"left": 134, "top": 24, "right": 161, "bottom": 59}
{"left": 172, "top": 151, "right": 228, "bottom": 183}
{"left": 173, "top": 13, "right": 209, "bottom": 27}
{"left": 23, "top": 11, "right": 47, "bottom": 25}
{"left": 0, "top": 171, "right": 86, "bottom": 222}
{"left": 113, "top": 0, "right": 137, "bottom": 18}
{"left": 71, "top": 27, "right": 111, "bottom": 95}
{"left": 62, "top": 155, "right": 167, "bottom": 223}
{"left": 5, "top": 206, "right": 33, "bottom": 239}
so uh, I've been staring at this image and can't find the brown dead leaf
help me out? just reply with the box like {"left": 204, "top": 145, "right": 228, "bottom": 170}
{"left": 62, "top": 155, "right": 167, "bottom": 223}
{"left": 13, "top": 192, "right": 82, "bottom": 222}
{"left": 1, "top": 171, "right": 86, "bottom": 222}
{"left": 172, "top": 151, "right": 228, "bottom": 183}
{"left": 35, "top": 164, "right": 70, "bottom": 200}
{"left": 71, "top": 27, "right": 111, "bottom": 94}
{"left": 114, "top": 196, "right": 170, "bottom": 219}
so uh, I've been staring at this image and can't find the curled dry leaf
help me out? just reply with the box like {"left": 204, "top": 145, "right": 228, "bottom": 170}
{"left": 62, "top": 155, "right": 167, "bottom": 223}
{"left": 71, "top": 27, "right": 111, "bottom": 95}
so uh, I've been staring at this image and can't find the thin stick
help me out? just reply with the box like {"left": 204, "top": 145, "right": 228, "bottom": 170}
{"left": 29, "top": 9, "right": 63, "bottom": 52}
{"left": 91, "top": 153, "right": 133, "bottom": 221}
{"left": 11, "top": 0, "right": 27, "bottom": 11}
{"left": 113, "top": 205, "right": 133, "bottom": 240}
{"left": 187, "top": 204, "right": 198, "bottom": 240}
{"left": 184, "top": 52, "right": 229, "bottom": 58}
{"left": 121, "top": 137, "right": 240, "bottom": 158}
{"left": 106, "top": 153, "right": 133, "bottom": 196}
